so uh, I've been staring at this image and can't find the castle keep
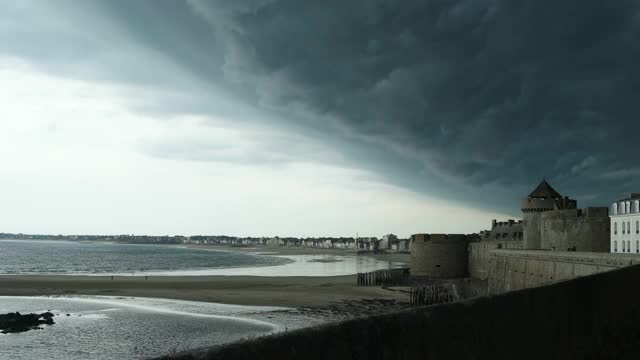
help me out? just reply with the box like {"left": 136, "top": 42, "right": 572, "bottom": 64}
{"left": 413, "top": 180, "right": 611, "bottom": 281}
{"left": 520, "top": 180, "right": 609, "bottom": 252}
{"left": 521, "top": 180, "right": 574, "bottom": 249}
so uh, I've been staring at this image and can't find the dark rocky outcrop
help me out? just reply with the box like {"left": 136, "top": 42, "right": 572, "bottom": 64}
{"left": 0, "top": 312, "right": 55, "bottom": 334}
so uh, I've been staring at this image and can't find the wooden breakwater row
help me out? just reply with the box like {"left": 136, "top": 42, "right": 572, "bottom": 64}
{"left": 409, "top": 284, "right": 458, "bottom": 307}
{"left": 357, "top": 268, "right": 410, "bottom": 287}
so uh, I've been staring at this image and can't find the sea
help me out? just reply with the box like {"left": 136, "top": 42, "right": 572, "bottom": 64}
{"left": 0, "top": 239, "right": 405, "bottom": 359}
{"left": 0, "top": 239, "right": 403, "bottom": 276}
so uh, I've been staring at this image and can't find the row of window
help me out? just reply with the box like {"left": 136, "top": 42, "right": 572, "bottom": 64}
{"left": 613, "top": 240, "right": 640, "bottom": 253}
{"left": 613, "top": 221, "right": 640, "bottom": 235}
{"left": 613, "top": 200, "right": 640, "bottom": 215}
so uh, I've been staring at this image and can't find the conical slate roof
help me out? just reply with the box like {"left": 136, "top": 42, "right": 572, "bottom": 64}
{"left": 528, "top": 180, "right": 562, "bottom": 199}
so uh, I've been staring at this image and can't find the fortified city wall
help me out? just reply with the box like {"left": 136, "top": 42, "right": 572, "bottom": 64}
{"left": 469, "top": 219, "right": 524, "bottom": 280}
{"left": 410, "top": 234, "right": 470, "bottom": 278}
{"left": 468, "top": 240, "right": 523, "bottom": 280}
{"left": 539, "top": 207, "right": 610, "bottom": 252}
{"left": 487, "top": 249, "right": 640, "bottom": 293}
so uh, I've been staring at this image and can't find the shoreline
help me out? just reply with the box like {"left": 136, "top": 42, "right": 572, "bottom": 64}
{"left": 0, "top": 246, "right": 409, "bottom": 277}
{"left": 0, "top": 244, "right": 411, "bottom": 312}
{"left": 0, "top": 244, "right": 414, "bottom": 358}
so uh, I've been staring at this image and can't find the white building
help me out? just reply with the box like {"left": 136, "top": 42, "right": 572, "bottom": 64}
{"left": 610, "top": 193, "right": 640, "bottom": 253}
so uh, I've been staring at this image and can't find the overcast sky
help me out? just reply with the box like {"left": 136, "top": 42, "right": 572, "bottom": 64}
{"left": 1, "top": 1, "right": 638, "bottom": 237}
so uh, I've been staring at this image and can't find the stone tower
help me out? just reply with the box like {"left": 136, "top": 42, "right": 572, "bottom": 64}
{"left": 521, "top": 180, "right": 576, "bottom": 249}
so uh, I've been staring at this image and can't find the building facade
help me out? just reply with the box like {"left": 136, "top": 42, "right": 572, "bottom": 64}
{"left": 479, "top": 219, "right": 523, "bottom": 242}
{"left": 610, "top": 194, "right": 640, "bottom": 253}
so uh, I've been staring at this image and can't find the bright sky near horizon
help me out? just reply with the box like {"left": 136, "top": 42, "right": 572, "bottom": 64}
{"left": 0, "top": 58, "right": 508, "bottom": 237}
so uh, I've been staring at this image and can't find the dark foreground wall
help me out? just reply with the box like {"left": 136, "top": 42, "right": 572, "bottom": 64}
{"left": 164, "top": 264, "right": 640, "bottom": 360}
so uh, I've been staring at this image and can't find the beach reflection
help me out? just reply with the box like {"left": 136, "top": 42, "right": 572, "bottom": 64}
{"left": 137, "top": 254, "right": 406, "bottom": 276}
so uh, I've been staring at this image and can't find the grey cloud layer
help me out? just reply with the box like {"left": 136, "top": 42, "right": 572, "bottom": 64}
{"left": 186, "top": 0, "right": 640, "bottom": 210}
{"left": 3, "top": 0, "right": 640, "bottom": 214}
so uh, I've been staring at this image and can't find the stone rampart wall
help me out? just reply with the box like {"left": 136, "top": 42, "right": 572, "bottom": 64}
{"left": 539, "top": 208, "right": 610, "bottom": 252}
{"left": 468, "top": 240, "right": 523, "bottom": 280}
{"left": 410, "top": 234, "right": 469, "bottom": 278}
{"left": 487, "top": 249, "right": 640, "bottom": 293}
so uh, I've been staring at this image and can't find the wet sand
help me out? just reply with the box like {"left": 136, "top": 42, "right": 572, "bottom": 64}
{"left": 0, "top": 274, "right": 408, "bottom": 308}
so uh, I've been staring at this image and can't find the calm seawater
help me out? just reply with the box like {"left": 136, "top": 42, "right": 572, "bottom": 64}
{"left": 0, "top": 239, "right": 405, "bottom": 276}
{"left": 0, "top": 240, "right": 290, "bottom": 275}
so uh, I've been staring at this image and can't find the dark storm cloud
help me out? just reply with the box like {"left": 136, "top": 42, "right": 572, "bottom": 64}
{"left": 4, "top": 0, "right": 639, "bottom": 214}
{"left": 184, "top": 0, "right": 640, "bottom": 211}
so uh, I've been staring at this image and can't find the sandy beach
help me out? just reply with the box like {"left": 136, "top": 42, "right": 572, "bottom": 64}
{"left": 0, "top": 274, "right": 408, "bottom": 308}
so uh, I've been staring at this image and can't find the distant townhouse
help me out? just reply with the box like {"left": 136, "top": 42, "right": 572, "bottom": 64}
{"left": 380, "top": 234, "right": 398, "bottom": 250}
{"left": 356, "top": 237, "right": 380, "bottom": 251}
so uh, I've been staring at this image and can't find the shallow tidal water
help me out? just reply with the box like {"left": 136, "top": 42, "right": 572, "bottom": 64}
{"left": 0, "top": 296, "right": 294, "bottom": 360}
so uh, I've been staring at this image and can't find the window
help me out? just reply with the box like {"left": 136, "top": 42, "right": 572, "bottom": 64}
{"left": 615, "top": 241, "right": 618, "bottom": 252}
{"left": 628, "top": 222, "right": 631, "bottom": 235}
{"left": 623, "top": 241, "right": 626, "bottom": 252}
{"left": 637, "top": 221, "right": 639, "bottom": 234}
{"left": 637, "top": 240, "right": 639, "bottom": 253}
{"left": 615, "top": 222, "right": 618, "bottom": 235}
{"left": 623, "top": 222, "right": 626, "bottom": 234}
